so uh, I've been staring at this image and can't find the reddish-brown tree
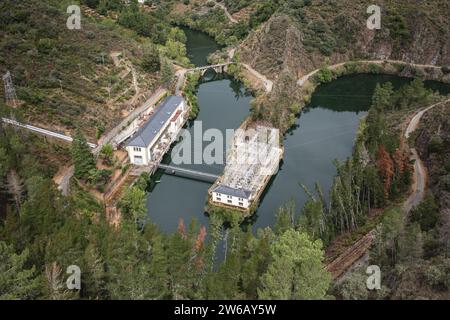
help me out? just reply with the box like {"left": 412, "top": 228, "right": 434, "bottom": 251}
{"left": 194, "top": 226, "right": 207, "bottom": 252}
{"left": 177, "top": 218, "right": 186, "bottom": 238}
{"left": 377, "top": 145, "right": 394, "bottom": 198}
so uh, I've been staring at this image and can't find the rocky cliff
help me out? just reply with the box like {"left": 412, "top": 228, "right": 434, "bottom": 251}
{"left": 236, "top": 0, "right": 450, "bottom": 132}
{"left": 238, "top": 0, "right": 450, "bottom": 83}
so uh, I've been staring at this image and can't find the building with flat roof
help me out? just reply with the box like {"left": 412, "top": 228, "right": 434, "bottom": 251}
{"left": 210, "top": 125, "right": 283, "bottom": 211}
{"left": 126, "top": 96, "right": 186, "bottom": 166}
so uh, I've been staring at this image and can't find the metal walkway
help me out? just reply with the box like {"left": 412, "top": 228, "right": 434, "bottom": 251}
{"left": 186, "top": 62, "right": 232, "bottom": 73}
{"left": 157, "top": 163, "right": 219, "bottom": 182}
{"left": 2, "top": 118, "right": 97, "bottom": 148}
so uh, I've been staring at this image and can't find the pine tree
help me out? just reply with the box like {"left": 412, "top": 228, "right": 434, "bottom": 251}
{"left": 71, "top": 129, "right": 95, "bottom": 180}
{"left": 141, "top": 44, "right": 161, "bottom": 72}
{"left": 258, "top": 230, "right": 331, "bottom": 299}
{"left": 119, "top": 186, "right": 147, "bottom": 224}
{"left": 372, "top": 82, "right": 393, "bottom": 111}
{"left": 81, "top": 244, "right": 107, "bottom": 299}
{"left": 0, "top": 241, "right": 41, "bottom": 299}
{"left": 161, "top": 59, "right": 174, "bottom": 88}
{"left": 44, "top": 262, "right": 75, "bottom": 300}
{"left": 148, "top": 236, "right": 169, "bottom": 299}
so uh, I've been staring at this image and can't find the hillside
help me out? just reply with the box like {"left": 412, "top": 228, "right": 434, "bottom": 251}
{"left": 236, "top": 0, "right": 450, "bottom": 131}
{"left": 239, "top": 0, "right": 450, "bottom": 78}
{"left": 0, "top": 0, "right": 162, "bottom": 140}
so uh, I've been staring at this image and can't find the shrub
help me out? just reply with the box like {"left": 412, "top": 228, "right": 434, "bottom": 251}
{"left": 439, "top": 174, "right": 450, "bottom": 192}
{"left": 441, "top": 66, "right": 450, "bottom": 74}
{"left": 314, "top": 67, "right": 336, "bottom": 84}
{"left": 141, "top": 45, "right": 161, "bottom": 72}
{"left": 428, "top": 135, "right": 444, "bottom": 153}
{"left": 37, "top": 38, "right": 55, "bottom": 54}
{"left": 410, "top": 194, "right": 439, "bottom": 232}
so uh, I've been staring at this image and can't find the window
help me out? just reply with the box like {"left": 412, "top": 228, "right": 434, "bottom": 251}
{"left": 133, "top": 147, "right": 142, "bottom": 152}
{"left": 238, "top": 202, "right": 244, "bottom": 206}
{"left": 216, "top": 197, "right": 221, "bottom": 202}
{"left": 227, "top": 195, "right": 232, "bottom": 199}
{"left": 238, "top": 197, "right": 243, "bottom": 201}
{"left": 227, "top": 200, "right": 232, "bottom": 204}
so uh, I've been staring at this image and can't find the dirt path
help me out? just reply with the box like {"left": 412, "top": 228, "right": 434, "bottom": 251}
{"left": 55, "top": 88, "right": 167, "bottom": 196}
{"left": 325, "top": 99, "right": 449, "bottom": 280}
{"left": 403, "top": 99, "right": 450, "bottom": 212}
{"left": 175, "top": 69, "right": 187, "bottom": 96}
{"left": 212, "top": 1, "right": 237, "bottom": 24}
{"left": 297, "top": 60, "right": 443, "bottom": 87}
{"left": 240, "top": 63, "right": 273, "bottom": 92}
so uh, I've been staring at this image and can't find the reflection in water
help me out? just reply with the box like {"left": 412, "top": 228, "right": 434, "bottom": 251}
{"left": 146, "top": 28, "right": 450, "bottom": 233}
{"left": 251, "top": 73, "right": 450, "bottom": 230}
{"left": 146, "top": 75, "right": 251, "bottom": 232}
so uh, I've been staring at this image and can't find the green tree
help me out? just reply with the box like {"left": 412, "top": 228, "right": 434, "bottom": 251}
{"left": 274, "top": 199, "right": 295, "bottom": 235}
{"left": 372, "top": 82, "right": 394, "bottom": 111}
{"left": 258, "top": 230, "right": 331, "bottom": 299}
{"left": 411, "top": 194, "right": 439, "bottom": 232}
{"left": 71, "top": 130, "right": 96, "bottom": 180}
{"left": 100, "top": 144, "right": 114, "bottom": 166}
{"left": 336, "top": 270, "right": 369, "bottom": 300}
{"left": 165, "top": 39, "right": 187, "bottom": 61}
{"left": 148, "top": 236, "right": 169, "bottom": 299}
{"left": 161, "top": 59, "right": 175, "bottom": 88}
{"left": 119, "top": 186, "right": 147, "bottom": 224}
{"left": 141, "top": 45, "right": 161, "bottom": 72}
{"left": 298, "top": 198, "right": 325, "bottom": 241}
{"left": 0, "top": 241, "right": 40, "bottom": 299}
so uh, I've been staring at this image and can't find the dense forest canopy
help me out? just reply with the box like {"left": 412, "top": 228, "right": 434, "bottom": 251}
{"left": 0, "top": 0, "right": 449, "bottom": 301}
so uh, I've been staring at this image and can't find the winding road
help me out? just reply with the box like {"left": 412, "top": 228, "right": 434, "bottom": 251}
{"left": 297, "top": 59, "right": 443, "bottom": 87}
{"left": 326, "top": 98, "right": 449, "bottom": 280}
{"left": 403, "top": 99, "right": 450, "bottom": 213}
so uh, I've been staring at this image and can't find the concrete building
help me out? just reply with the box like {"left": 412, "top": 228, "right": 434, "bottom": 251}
{"left": 211, "top": 185, "right": 251, "bottom": 209}
{"left": 126, "top": 96, "right": 186, "bottom": 166}
{"left": 210, "top": 125, "right": 283, "bottom": 211}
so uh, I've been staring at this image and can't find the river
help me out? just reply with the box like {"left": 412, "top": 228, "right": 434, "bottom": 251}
{"left": 146, "top": 28, "right": 450, "bottom": 232}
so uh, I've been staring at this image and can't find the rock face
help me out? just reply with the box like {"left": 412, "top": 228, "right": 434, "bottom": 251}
{"left": 238, "top": 1, "right": 450, "bottom": 83}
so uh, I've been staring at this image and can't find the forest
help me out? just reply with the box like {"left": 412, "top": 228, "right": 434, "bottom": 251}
{"left": 1, "top": 0, "right": 449, "bottom": 301}
{"left": 2, "top": 77, "right": 448, "bottom": 299}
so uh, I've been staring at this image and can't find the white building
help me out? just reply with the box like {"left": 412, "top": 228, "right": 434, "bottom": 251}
{"left": 126, "top": 96, "right": 186, "bottom": 166}
{"left": 211, "top": 185, "right": 251, "bottom": 209}
{"left": 210, "top": 125, "right": 282, "bottom": 211}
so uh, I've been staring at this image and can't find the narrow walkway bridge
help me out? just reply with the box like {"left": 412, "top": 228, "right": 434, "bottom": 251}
{"left": 156, "top": 163, "right": 219, "bottom": 182}
{"left": 2, "top": 117, "right": 97, "bottom": 148}
{"left": 186, "top": 63, "right": 233, "bottom": 76}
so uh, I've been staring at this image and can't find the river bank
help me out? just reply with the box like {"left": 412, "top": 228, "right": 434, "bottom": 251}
{"left": 145, "top": 27, "right": 450, "bottom": 233}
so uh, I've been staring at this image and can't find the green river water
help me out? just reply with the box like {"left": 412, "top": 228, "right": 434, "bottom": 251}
{"left": 146, "top": 28, "right": 450, "bottom": 232}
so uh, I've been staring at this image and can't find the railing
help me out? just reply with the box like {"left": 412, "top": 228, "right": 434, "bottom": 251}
{"left": 2, "top": 118, "right": 97, "bottom": 148}
{"left": 156, "top": 163, "right": 219, "bottom": 182}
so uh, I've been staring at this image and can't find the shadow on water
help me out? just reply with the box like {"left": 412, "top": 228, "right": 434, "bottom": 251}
{"left": 146, "top": 28, "right": 450, "bottom": 236}
{"left": 248, "top": 73, "right": 450, "bottom": 231}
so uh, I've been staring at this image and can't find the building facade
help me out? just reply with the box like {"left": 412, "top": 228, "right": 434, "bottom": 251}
{"left": 211, "top": 185, "right": 251, "bottom": 209}
{"left": 210, "top": 125, "right": 282, "bottom": 211}
{"left": 126, "top": 96, "right": 186, "bottom": 166}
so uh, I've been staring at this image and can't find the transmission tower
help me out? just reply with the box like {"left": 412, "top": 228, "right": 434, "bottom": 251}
{"left": 3, "top": 71, "right": 18, "bottom": 107}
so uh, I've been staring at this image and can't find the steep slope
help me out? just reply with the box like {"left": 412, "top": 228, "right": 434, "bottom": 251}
{"left": 0, "top": 0, "right": 161, "bottom": 139}
{"left": 237, "top": 0, "right": 450, "bottom": 131}
{"left": 239, "top": 0, "right": 450, "bottom": 80}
